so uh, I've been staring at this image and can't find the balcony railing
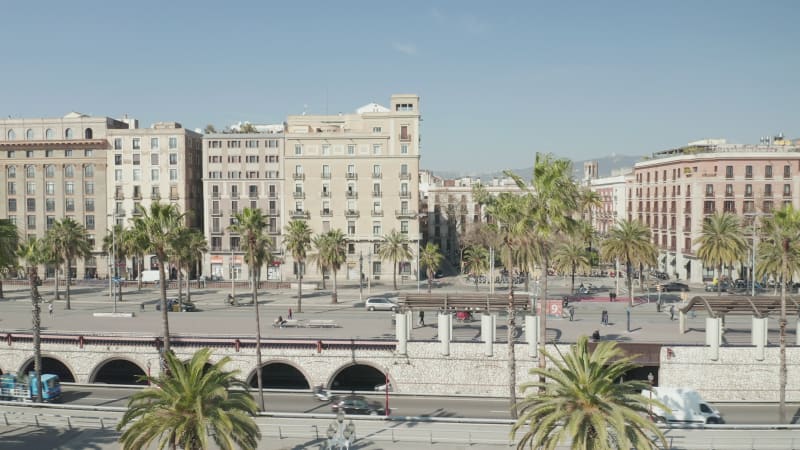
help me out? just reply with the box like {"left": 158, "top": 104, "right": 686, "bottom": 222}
{"left": 372, "top": 172, "right": 382, "bottom": 179}
{"left": 133, "top": 193, "right": 142, "bottom": 200}
{"left": 211, "top": 209, "right": 222, "bottom": 216}
{"left": 345, "top": 209, "right": 359, "bottom": 218}
{"left": 266, "top": 209, "right": 279, "bottom": 216}
{"left": 399, "top": 133, "right": 412, "bottom": 142}
{"left": 723, "top": 208, "right": 736, "bottom": 214}
{"left": 170, "top": 193, "right": 179, "bottom": 200}
{"left": 395, "top": 209, "right": 417, "bottom": 219}
{"left": 320, "top": 209, "right": 333, "bottom": 217}
{"left": 293, "top": 173, "right": 305, "bottom": 180}
{"left": 321, "top": 172, "right": 331, "bottom": 179}
{"left": 764, "top": 191, "right": 773, "bottom": 197}
{"left": 151, "top": 194, "right": 160, "bottom": 200}
{"left": 268, "top": 192, "right": 278, "bottom": 198}
{"left": 346, "top": 191, "right": 358, "bottom": 199}
{"left": 784, "top": 191, "right": 792, "bottom": 197}
{"left": 249, "top": 192, "right": 258, "bottom": 199}
{"left": 683, "top": 226, "right": 691, "bottom": 232}
{"left": 321, "top": 191, "right": 331, "bottom": 198}
{"left": 371, "top": 209, "right": 383, "bottom": 217}
{"left": 290, "top": 210, "right": 309, "bottom": 219}
{"left": 399, "top": 172, "right": 411, "bottom": 181}
{"left": 372, "top": 190, "right": 382, "bottom": 198}
{"left": 293, "top": 191, "right": 305, "bottom": 199}
{"left": 211, "top": 192, "right": 220, "bottom": 199}
{"left": 346, "top": 173, "right": 357, "bottom": 180}
{"left": 211, "top": 245, "right": 222, "bottom": 252}
{"left": 399, "top": 191, "right": 411, "bottom": 199}
{"left": 267, "top": 227, "right": 279, "bottom": 234}
{"left": 115, "top": 193, "right": 124, "bottom": 200}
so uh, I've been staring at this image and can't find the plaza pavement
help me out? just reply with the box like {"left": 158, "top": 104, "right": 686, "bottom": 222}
{"left": 0, "top": 275, "right": 782, "bottom": 346}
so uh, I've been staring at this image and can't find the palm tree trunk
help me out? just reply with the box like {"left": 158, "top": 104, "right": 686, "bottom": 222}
{"left": 0, "top": 280, "right": 3, "bottom": 298}
{"left": 296, "top": 266, "right": 303, "bottom": 313}
{"left": 331, "top": 269, "right": 338, "bottom": 304}
{"left": 626, "top": 256, "right": 634, "bottom": 307}
{"left": 28, "top": 266, "right": 43, "bottom": 403}
{"left": 186, "top": 264, "right": 192, "bottom": 304}
{"left": 716, "top": 266, "right": 723, "bottom": 296}
{"left": 177, "top": 262, "right": 183, "bottom": 307}
{"left": 137, "top": 256, "right": 143, "bottom": 291}
{"left": 54, "top": 268, "right": 60, "bottom": 300}
{"left": 779, "top": 280, "right": 787, "bottom": 423}
{"left": 65, "top": 261, "right": 72, "bottom": 310}
{"left": 252, "top": 264, "right": 265, "bottom": 411}
{"left": 158, "top": 259, "right": 171, "bottom": 357}
{"left": 539, "top": 258, "right": 550, "bottom": 392}
{"left": 507, "top": 268, "right": 518, "bottom": 419}
{"left": 427, "top": 269, "right": 433, "bottom": 293}
{"left": 393, "top": 259, "right": 398, "bottom": 290}
{"left": 570, "top": 263, "right": 576, "bottom": 294}
{"left": 321, "top": 270, "right": 327, "bottom": 290}
{"left": 474, "top": 278, "right": 479, "bottom": 291}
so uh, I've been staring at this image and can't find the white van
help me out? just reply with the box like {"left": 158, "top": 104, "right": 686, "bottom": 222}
{"left": 140, "top": 270, "right": 160, "bottom": 283}
{"left": 643, "top": 387, "right": 724, "bottom": 424}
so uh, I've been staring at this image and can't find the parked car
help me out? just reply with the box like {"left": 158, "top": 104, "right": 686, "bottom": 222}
{"left": 330, "top": 395, "right": 385, "bottom": 415}
{"left": 364, "top": 297, "right": 399, "bottom": 312}
{"left": 156, "top": 298, "right": 196, "bottom": 312}
{"left": 705, "top": 282, "right": 730, "bottom": 292}
{"left": 660, "top": 282, "right": 690, "bottom": 292}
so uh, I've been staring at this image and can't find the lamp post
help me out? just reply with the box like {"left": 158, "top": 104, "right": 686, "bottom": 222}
{"left": 416, "top": 234, "right": 421, "bottom": 293}
{"left": 384, "top": 367, "right": 390, "bottom": 417}
{"left": 647, "top": 372, "right": 655, "bottom": 421}
{"left": 359, "top": 251, "right": 363, "bottom": 302}
{"left": 230, "top": 244, "right": 236, "bottom": 300}
{"left": 325, "top": 410, "right": 355, "bottom": 449}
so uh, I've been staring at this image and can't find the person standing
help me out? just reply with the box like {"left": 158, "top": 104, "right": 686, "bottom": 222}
{"left": 569, "top": 306, "right": 575, "bottom": 322}
{"left": 288, "top": 308, "right": 293, "bottom": 320}
{"left": 419, "top": 310, "right": 425, "bottom": 327}
{"left": 670, "top": 305, "right": 675, "bottom": 321}
{"left": 48, "top": 302, "right": 53, "bottom": 317}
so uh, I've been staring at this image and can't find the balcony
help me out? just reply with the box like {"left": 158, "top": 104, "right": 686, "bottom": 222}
{"left": 133, "top": 192, "right": 142, "bottom": 200}
{"left": 372, "top": 172, "right": 382, "bottom": 179}
{"left": 705, "top": 191, "right": 714, "bottom": 198}
{"left": 266, "top": 209, "right": 279, "bottom": 216}
{"left": 268, "top": 192, "right": 278, "bottom": 198}
{"left": 170, "top": 193, "right": 179, "bottom": 200}
{"left": 346, "top": 173, "right": 358, "bottom": 180}
{"left": 723, "top": 208, "right": 736, "bottom": 214}
{"left": 764, "top": 191, "right": 773, "bottom": 198}
{"left": 399, "top": 172, "right": 411, "bottom": 181}
{"left": 321, "top": 191, "right": 331, "bottom": 198}
{"left": 395, "top": 209, "right": 417, "bottom": 219}
{"left": 293, "top": 191, "right": 305, "bottom": 199}
{"left": 211, "top": 209, "right": 222, "bottom": 216}
{"left": 151, "top": 194, "right": 161, "bottom": 200}
{"left": 211, "top": 192, "right": 220, "bottom": 199}
{"left": 320, "top": 209, "right": 333, "bottom": 217}
{"left": 290, "top": 210, "right": 309, "bottom": 219}
{"left": 399, "top": 191, "right": 411, "bottom": 199}
{"left": 321, "top": 172, "right": 331, "bottom": 179}
{"left": 725, "top": 191, "right": 734, "bottom": 198}
{"left": 346, "top": 191, "right": 358, "bottom": 199}
{"left": 372, "top": 190, "right": 382, "bottom": 198}
{"left": 115, "top": 192, "right": 124, "bottom": 200}
{"left": 683, "top": 226, "right": 692, "bottom": 232}
{"left": 371, "top": 209, "right": 383, "bottom": 217}
{"left": 703, "top": 209, "right": 715, "bottom": 215}
{"left": 267, "top": 227, "right": 279, "bottom": 235}
{"left": 211, "top": 228, "right": 222, "bottom": 235}
{"left": 345, "top": 209, "right": 359, "bottom": 218}
{"left": 784, "top": 191, "right": 792, "bottom": 198}
{"left": 293, "top": 172, "right": 305, "bottom": 180}
{"left": 249, "top": 192, "right": 258, "bottom": 199}
{"left": 399, "top": 133, "right": 412, "bottom": 142}
{"left": 231, "top": 193, "right": 239, "bottom": 199}
{"left": 211, "top": 245, "right": 222, "bottom": 252}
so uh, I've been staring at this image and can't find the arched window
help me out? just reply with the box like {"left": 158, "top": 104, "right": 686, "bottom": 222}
{"left": 45, "top": 128, "right": 55, "bottom": 139}
{"left": 84, "top": 128, "right": 93, "bottom": 139}
{"left": 65, "top": 164, "right": 75, "bottom": 178}
{"left": 26, "top": 165, "right": 35, "bottom": 178}
{"left": 84, "top": 164, "right": 94, "bottom": 177}
{"left": 45, "top": 165, "right": 55, "bottom": 178}
{"left": 25, "top": 129, "right": 34, "bottom": 140}
{"left": 7, "top": 166, "right": 16, "bottom": 178}
{"left": 7, "top": 129, "right": 16, "bottom": 140}
{"left": 65, "top": 128, "right": 73, "bottom": 139}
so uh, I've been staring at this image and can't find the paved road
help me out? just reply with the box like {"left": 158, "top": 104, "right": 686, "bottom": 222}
{"left": 1, "top": 275, "right": 778, "bottom": 346}
{"left": 61, "top": 385, "right": 800, "bottom": 424}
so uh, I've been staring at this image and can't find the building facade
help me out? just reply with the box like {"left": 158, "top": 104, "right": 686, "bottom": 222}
{"left": 587, "top": 169, "right": 631, "bottom": 236}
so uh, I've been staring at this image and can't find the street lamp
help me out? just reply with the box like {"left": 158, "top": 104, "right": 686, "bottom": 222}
{"left": 359, "top": 251, "right": 363, "bottom": 302}
{"left": 647, "top": 372, "right": 655, "bottom": 421}
{"left": 416, "top": 234, "right": 421, "bottom": 293}
{"left": 325, "top": 410, "right": 355, "bottom": 449}
{"left": 230, "top": 242, "right": 236, "bottom": 300}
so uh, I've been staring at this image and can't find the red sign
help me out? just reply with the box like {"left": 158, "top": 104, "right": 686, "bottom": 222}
{"left": 535, "top": 300, "right": 564, "bottom": 317}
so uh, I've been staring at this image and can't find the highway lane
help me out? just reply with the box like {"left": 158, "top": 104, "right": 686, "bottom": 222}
{"left": 61, "top": 385, "right": 800, "bottom": 424}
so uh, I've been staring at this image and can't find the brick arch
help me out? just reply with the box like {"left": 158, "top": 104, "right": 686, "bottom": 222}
{"left": 89, "top": 356, "right": 147, "bottom": 385}
{"left": 329, "top": 361, "right": 390, "bottom": 392}
{"left": 246, "top": 359, "right": 311, "bottom": 389}
{"left": 18, "top": 354, "right": 77, "bottom": 382}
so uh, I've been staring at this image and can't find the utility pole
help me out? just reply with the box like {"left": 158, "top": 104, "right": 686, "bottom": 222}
{"left": 489, "top": 246, "right": 495, "bottom": 294}
{"left": 359, "top": 251, "right": 364, "bottom": 302}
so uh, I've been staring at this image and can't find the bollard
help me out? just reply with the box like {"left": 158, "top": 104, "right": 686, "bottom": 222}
{"left": 140, "top": 303, "right": 145, "bottom": 312}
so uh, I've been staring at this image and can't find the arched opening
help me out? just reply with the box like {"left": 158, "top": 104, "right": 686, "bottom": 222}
{"left": 84, "top": 128, "right": 93, "bottom": 139}
{"left": 25, "top": 129, "right": 34, "bottom": 140}
{"left": 45, "top": 128, "right": 54, "bottom": 139}
{"left": 64, "top": 128, "right": 73, "bottom": 139}
{"left": 20, "top": 357, "right": 76, "bottom": 382}
{"left": 330, "top": 364, "right": 386, "bottom": 391}
{"left": 91, "top": 359, "right": 147, "bottom": 385}
{"left": 248, "top": 362, "right": 309, "bottom": 389}
{"left": 7, "top": 129, "right": 16, "bottom": 140}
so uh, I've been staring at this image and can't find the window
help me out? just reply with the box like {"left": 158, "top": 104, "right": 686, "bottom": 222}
{"left": 372, "top": 221, "right": 382, "bottom": 236}
{"left": 65, "top": 149, "right": 72, "bottom": 157}
{"left": 322, "top": 165, "right": 331, "bottom": 178}
{"left": 169, "top": 169, "right": 178, "bottom": 181}
{"left": 114, "top": 154, "right": 122, "bottom": 165}
{"left": 744, "top": 200, "right": 755, "bottom": 213}
{"left": 132, "top": 138, "right": 140, "bottom": 150}
{"left": 26, "top": 165, "right": 35, "bottom": 178}
{"left": 765, "top": 165, "right": 773, "bottom": 178}
{"left": 65, "top": 198, "right": 74, "bottom": 211}
{"left": 150, "top": 153, "right": 159, "bottom": 165}
{"left": 227, "top": 140, "right": 241, "bottom": 149}
{"left": 151, "top": 169, "right": 160, "bottom": 181}
{"left": 85, "top": 198, "right": 95, "bottom": 212}
{"left": 45, "top": 150, "right": 53, "bottom": 157}
{"left": 703, "top": 201, "right": 715, "bottom": 214}
{"left": 46, "top": 129, "right": 54, "bottom": 140}
{"left": 372, "top": 144, "right": 382, "bottom": 155}
{"left": 322, "top": 144, "right": 330, "bottom": 156}
{"left": 85, "top": 215, "right": 95, "bottom": 230}
{"left": 400, "top": 163, "right": 408, "bottom": 175}
{"left": 133, "top": 154, "right": 141, "bottom": 165}
{"left": 7, "top": 199, "right": 16, "bottom": 212}
{"left": 784, "top": 184, "right": 792, "bottom": 196}
{"left": 150, "top": 137, "right": 159, "bottom": 150}
{"left": 85, "top": 181, "right": 94, "bottom": 195}
{"left": 372, "top": 127, "right": 382, "bottom": 133}
{"left": 84, "top": 164, "right": 94, "bottom": 177}
{"left": 373, "top": 182, "right": 381, "bottom": 195}
{"left": 65, "top": 128, "right": 73, "bottom": 139}
{"left": 764, "top": 201, "right": 774, "bottom": 212}
{"left": 7, "top": 166, "right": 15, "bottom": 178}
{"left": 784, "top": 165, "right": 791, "bottom": 178}
{"left": 347, "top": 221, "right": 355, "bottom": 235}
{"left": 231, "top": 185, "right": 239, "bottom": 198}
{"left": 169, "top": 137, "right": 178, "bottom": 149}
{"left": 26, "top": 150, "right": 33, "bottom": 158}
{"left": 46, "top": 182, "right": 54, "bottom": 195}
{"left": 725, "top": 166, "right": 733, "bottom": 178}
{"left": 745, "top": 165, "right": 753, "bottom": 178}
{"left": 764, "top": 184, "right": 772, "bottom": 196}
{"left": 401, "top": 144, "right": 409, "bottom": 154}
{"left": 294, "top": 144, "right": 302, "bottom": 155}
{"left": 745, "top": 184, "right": 753, "bottom": 197}
{"left": 46, "top": 198, "right": 55, "bottom": 212}
{"left": 26, "top": 181, "right": 35, "bottom": 195}
{"left": 169, "top": 153, "right": 178, "bottom": 165}
{"left": 245, "top": 140, "right": 258, "bottom": 148}
{"left": 373, "top": 164, "right": 381, "bottom": 177}
{"left": 725, "top": 184, "right": 733, "bottom": 196}
{"left": 26, "top": 215, "right": 35, "bottom": 229}
{"left": 347, "top": 144, "right": 355, "bottom": 155}
{"left": 84, "top": 149, "right": 93, "bottom": 157}
{"left": 133, "top": 186, "right": 142, "bottom": 199}
{"left": 373, "top": 261, "right": 382, "bottom": 274}
{"left": 26, "top": 198, "right": 35, "bottom": 212}
{"left": 401, "top": 220, "right": 409, "bottom": 234}
{"left": 132, "top": 169, "right": 141, "bottom": 181}
{"left": 114, "top": 138, "right": 122, "bottom": 150}
{"left": 7, "top": 181, "right": 15, "bottom": 194}
{"left": 65, "top": 182, "right": 74, "bottom": 195}
{"left": 347, "top": 164, "right": 355, "bottom": 176}
{"left": 704, "top": 184, "right": 713, "bottom": 196}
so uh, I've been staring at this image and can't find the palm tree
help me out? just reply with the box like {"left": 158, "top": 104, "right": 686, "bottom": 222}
{"left": 512, "top": 336, "right": 666, "bottom": 450}
{"left": 0, "top": 219, "right": 20, "bottom": 299}
{"left": 577, "top": 187, "right": 603, "bottom": 225}
{"left": 312, "top": 230, "right": 347, "bottom": 303}
{"left": 756, "top": 205, "right": 800, "bottom": 424}
{"left": 462, "top": 245, "right": 489, "bottom": 291}
{"left": 123, "top": 225, "right": 149, "bottom": 292}
{"left": 695, "top": 213, "right": 747, "bottom": 296}
{"left": 47, "top": 218, "right": 92, "bottom": 310}
{"left": 419, "top": 242, "right": 443, "bottom": 293}
{"left": 17, "top": 237, "right": 45, "bottom": 403}
{"left": 309, "top": 234, "right": 331, "bottom": 291}
{"left": 284, "top": 219, "right": 312, "bottom": 313}
{"left": 600, "top": 219, "right": 657, "bottom": 306}
{"left": 229, "top": 208, "right": 271, "bottom": 410}
{"left": 102, "top": 224, "right": 129, "bottom": 303}
{"left": 551, "top": 237, "right": 591, "bottom": 295}
{"left": 132, "top": 202, "right": 185, "bottom": 357}
{"left": 117, "top": 348, "right": 261, "bottom": 450}
{"left": 183, "top": 229, "right": 208, "bottom": 304}
{"left": 377, "top": 230, "right": 413, "bottom": 290}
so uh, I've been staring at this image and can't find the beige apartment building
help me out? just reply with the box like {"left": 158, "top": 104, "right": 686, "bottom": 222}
{"left": 106, "top": 121, "right": 203, "bottom": 275}
{"left": 0, "top": 113, "right": 124, "bottom": 278}
{"left": 201, "top": 132, "right": 284, "bottom": 281}
{"left": 282, "top": 94, "right": 421, "bottom": 283}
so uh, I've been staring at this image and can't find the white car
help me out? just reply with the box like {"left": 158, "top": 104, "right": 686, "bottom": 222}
{"left": 365, "top": 297, "right": 399, "bottom": 312}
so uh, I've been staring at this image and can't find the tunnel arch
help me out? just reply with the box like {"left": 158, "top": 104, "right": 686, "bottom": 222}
{"left": 90, "top": 358, "right": 147, "bottom": 385}
{"left": 19, "top": 355, "right": 76, "bottom": 382}
{"left": 329, "top": 362, "right": 389, "bottom": 392}
{"left": 247, "top": 360, "right": 310, "bottom": 389}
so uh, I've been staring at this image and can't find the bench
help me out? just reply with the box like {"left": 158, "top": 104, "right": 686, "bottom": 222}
{"left": 272, "top": 319, "right": 302, "bottom": 328}
{"left": 307, "top": 319, "right": 339, "bottom": 328}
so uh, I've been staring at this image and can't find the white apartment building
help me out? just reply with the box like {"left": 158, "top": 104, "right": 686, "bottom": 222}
{"left": 201, "top": 131, "right": 284, "bottom": 281}
{"left": 587, "top": 168, "right": 631, "bottom": 236}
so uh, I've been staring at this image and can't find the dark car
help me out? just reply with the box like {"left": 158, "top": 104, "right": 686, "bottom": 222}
{"left": 660, "top": 282, "right": 689, "bottom": 292}
{"left": 330, "top": 395, "right": 385, "bottom": 416}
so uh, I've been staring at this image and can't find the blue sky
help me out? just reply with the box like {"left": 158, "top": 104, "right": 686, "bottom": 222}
{"left": 2, "top": 1, "right": 799, "bottom": 173}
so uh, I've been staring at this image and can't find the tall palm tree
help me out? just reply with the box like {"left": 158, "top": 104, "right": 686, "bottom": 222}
{"left": 132, "top": 202, "right": 185, "bottom": 357}
{"left": 183, "top": 229, "right": 208, "bottom": 304}
{"left": 419, "top": 242, "right": 444, "bottom": 293}
{"left": 0, "top": 219, "right": 20, "bottom": 299}
{"left": 47, "top": 218, "right": 92, "bottom": 310}
{"left": 229, "top": 208, "right": 271, "bottom": 410}
{"left": 377, "top": 230, "right": 413, "bottom": 290}
{"left": 462, "top": 245, "right": 489, "bottom": 291}
{"left": 551, "top": 237, "right": 591, "bottom": 295}
{"left": 756, "top": 205, "right": 800, "bottom": 424}
{"left": 695, "top": 212, "right": 747, "bottom": 296}
{"left": 512, "top": 336, "right": 666, "bottom": 450}
{"left": 284, "top": 219, "right": 312, "bottom": 313}
{"left": 600, "top": 219, "right": 657, "bottom": 306}
{"left": 124, "top": 225, "right": 150, "bottom": 291}
{"left": 309, "top": 234, "right": 331, "bottom": 291}
{"left": 312, "top": 230, "right": 347, "bottom": 303}
{"left": 102, "top": 224, "right": 129, "bottom": 303}
{"left": 17, "top": 237, "right": 45, "bottom": 403}
{"left": 577, "top": 186, "right": 603, "bottom": 225}
{"left": 117, "top": 348, "right": 261, "bottom": 450}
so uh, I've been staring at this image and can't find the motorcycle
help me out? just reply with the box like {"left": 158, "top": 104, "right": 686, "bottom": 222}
{"left": 313, "top": 385, "right": 332, "bottom": 402}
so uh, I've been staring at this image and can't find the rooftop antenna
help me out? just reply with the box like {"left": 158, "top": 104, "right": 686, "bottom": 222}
{"left": 302, "top": 104, "right": 308, "bottom": 116}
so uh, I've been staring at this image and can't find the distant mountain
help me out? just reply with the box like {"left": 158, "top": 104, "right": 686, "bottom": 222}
{"left": 430, "top": 154, "right": 642, "bottom": 181}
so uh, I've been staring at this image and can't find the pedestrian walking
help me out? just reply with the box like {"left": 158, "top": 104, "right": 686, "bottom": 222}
{"left": 419, "top": 310, "right": 425, "bottom": 327}
{"left": 670, "top": 305, "right": 675, "bottom": 321}
{"left": 288, "top": 308, "right": 293, "bottom": 320}
{"left": 48, "top": 303, "right": 53, "bottom": 317}
{"left": 601, "top": 309, "right": 609, "bottom": 326}
{"left": 569, "top": 306, "right": 575, "bottom": 322}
